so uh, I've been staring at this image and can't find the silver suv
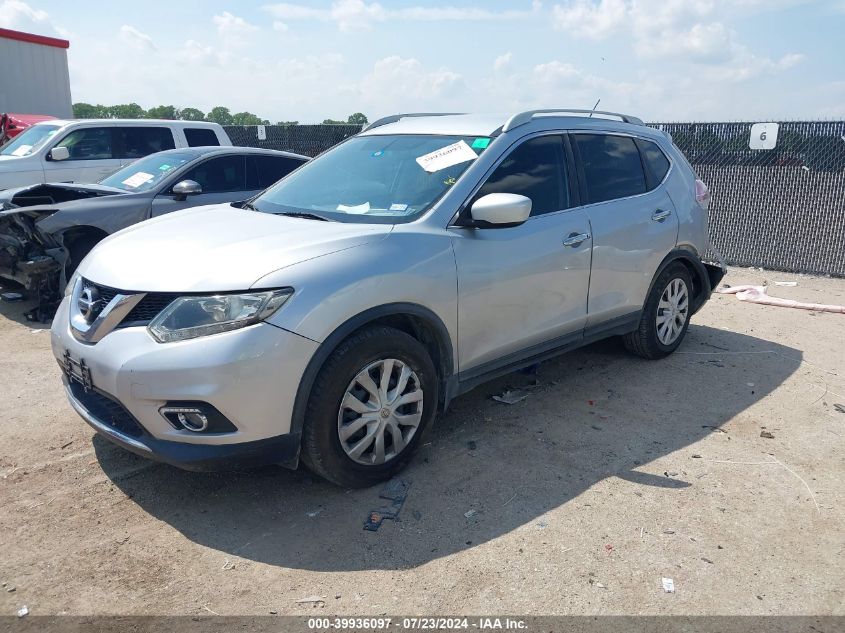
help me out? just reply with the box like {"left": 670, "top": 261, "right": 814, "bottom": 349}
{"left": 50, "top": 109, "right": 725, "bottom": 487}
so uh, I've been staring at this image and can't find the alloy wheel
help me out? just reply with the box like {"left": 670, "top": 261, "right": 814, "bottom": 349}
{"left": 656, "top": 278, "right": 689, "bottom": 345}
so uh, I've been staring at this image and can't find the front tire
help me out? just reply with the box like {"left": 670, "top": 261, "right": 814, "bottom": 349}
{"left": 624, "top": 263, "right": 693, "bottom": 359}
{"left": 301, "top": 326, "right": 439, "bottom": 488}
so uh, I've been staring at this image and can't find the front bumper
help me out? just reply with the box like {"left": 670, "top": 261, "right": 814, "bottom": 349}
{"left": 51, "top": 296, "right": 320, "bottom": 470}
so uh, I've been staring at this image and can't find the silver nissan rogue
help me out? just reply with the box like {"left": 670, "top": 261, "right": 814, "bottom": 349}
{"left": 51, "top": 109, "right": 725, "bottom": 487}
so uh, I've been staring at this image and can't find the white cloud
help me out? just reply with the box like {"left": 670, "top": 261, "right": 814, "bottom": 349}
{"left": 494, "top": 52, "right": 513, "bottom": 72}
{"left": 353, "top": 56, "right": 464, "bottom": 109}
{"left": 213, "top": 11, "right": 259, "bottom": 41}
{"left": 551, "top": 0, "right": 627, "bottom": 39}
{"left": 0, "top": 0, "right": 67, "bottom": 36}
{"left": 119, "top": 25, "right": 156, "bottom": 52}
{"left": 272, "top": 21, "right": 290, "bottom": 32}
{"left": 263, "top": 1, "right": 540, "bottom": 30}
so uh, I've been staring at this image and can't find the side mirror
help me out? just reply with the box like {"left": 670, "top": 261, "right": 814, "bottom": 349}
{"left": 469, "top": 193, "right": 532, "bottom": 228}
{"left": 172, "top": 179, "right": 202, "bottom": 201}
{"left": 49, "top": 146, "right": 70, "bottom": 161}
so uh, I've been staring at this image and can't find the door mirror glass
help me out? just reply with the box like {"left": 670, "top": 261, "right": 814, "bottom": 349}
{"left": 49, "top": 146, "right": 70, "bottom": 161}
{"left": 172, "top": 179, "right": 202, "bottom": 201}
{"left": 470, "top": 193, "right": 532, "bottom": 227}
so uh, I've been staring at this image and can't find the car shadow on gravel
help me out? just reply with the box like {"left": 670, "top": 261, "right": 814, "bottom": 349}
{"left": 97, "top": 324, "right": 801, "bottom": 571}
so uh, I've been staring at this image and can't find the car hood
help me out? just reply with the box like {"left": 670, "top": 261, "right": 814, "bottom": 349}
{"left": 0, "top": 182, "right": 129, "bottom": 211}
{"left": 79, "top": 203, "right": 393, "bottom": 292}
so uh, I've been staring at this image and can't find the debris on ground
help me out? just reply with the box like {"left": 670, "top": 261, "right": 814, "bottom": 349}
{"left": 692, "top": 454, "right": 702, "bottom": 458}
{"left": 1, "top": 292, "right": 23, "bottom": 302}
{"left": 662, "top": 529, "right": 676, "bottom": 534}
{"left": 464, "top": 509, "right": 477, "bottom": 518}
{"left": 702, "top": 557, "right": 714, "bottom": 564}
{"left": 6, "top": 585, "right": 16, "bottom": 592}
{"left": 774, "top": 281, "right": 798, "bottom": 287}
{"left": 717, "top": 285, "right": 845, "bottom": 313}
{"left": 295, "top": 596, "right": 326, "bottom": 607}
{"left": 662, "top": 578, "right": 675, "bottom": 593}
{"left": 466, "top": 440, "right": 477, "bottom": 451}
{"left": 363, "top": 478, "right": 410, "bottom": 531}
{"left": 306, "top": 509, "right": 322, "bottom": 518}
{"left": 492, "top": 389, "right": 529, "bottom": 405}
{"left": 760, "top": 430, "right": 775, "bottom": 439}
{"left": 17, "top": 606, "right": 28, "bottom": 617}
{"left": 834, "top": 404, "right": 845, "bottom": 414}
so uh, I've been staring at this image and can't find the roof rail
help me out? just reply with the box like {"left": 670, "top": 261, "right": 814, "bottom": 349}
{"left": 502, "top": 109, "right": 644, "bottom": 132}
{"left": 362, "top": 112, "right": 466, "bottom": 132}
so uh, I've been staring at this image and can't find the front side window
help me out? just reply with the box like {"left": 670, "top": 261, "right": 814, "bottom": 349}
{"left": 251, "top": 134, "right": 490, "bottom": 223}
{"left": 99, "top": 152, "right": 196, "bottom": 192}
{"left": 0, "top": 124, "right": 61, "bottom": 157}
{"left": 574, "top": 134, "right": 647, "bottom": 204}
{"left": 54, "top": 127, "right": 113, "bottom": 160}
{"left": 184, "top": 128, "right": 220, "bottom": 147}
{"left": 474, "top": 135, "right": 567, "bottom": 216}
{"left": 181, "top": 155, "right": 246, "bottom": 193}
{"left": 116, "top": 127, "right": 175, "bottom": 159}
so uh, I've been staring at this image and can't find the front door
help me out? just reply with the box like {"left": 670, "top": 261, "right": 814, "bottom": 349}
{"left": 449, "top": 134, "right": 592, "bottom": 374}
{"left": 42, "top": 126, "right": 121, "bottom": 183}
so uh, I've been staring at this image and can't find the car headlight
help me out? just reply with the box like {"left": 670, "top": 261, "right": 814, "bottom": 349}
{"left": 148, "top": 289, "right": 293, "bottom": 343}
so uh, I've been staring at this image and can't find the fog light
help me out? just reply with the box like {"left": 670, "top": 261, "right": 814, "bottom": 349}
{"left": 160, "top": 407, "right": 209, "bottom": 432}
{"left": 159, "top": 402, "right": 238, "bottom": 434}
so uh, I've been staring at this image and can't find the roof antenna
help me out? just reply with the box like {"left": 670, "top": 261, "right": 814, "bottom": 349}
{"left": 589, "top": 98, "right": 601, "bottom": 117}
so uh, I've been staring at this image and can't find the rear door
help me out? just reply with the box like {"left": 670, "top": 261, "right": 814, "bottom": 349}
{"left": 449, "top": 134, "right": 592, "bottom": 374}
{"left": 571, "top": 132, "right": 679, "bottom": 325}
{"left": 245, "top": 154, "right": 307, "bottom": 190}
{"left": 150, "top": 154, "right": 247, "bottom": 217}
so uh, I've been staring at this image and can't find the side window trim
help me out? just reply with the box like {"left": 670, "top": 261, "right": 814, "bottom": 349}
{"left": 452, "top": 131, "right": 571, "bottom": 225}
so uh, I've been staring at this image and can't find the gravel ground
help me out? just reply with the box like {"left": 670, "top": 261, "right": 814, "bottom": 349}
{"left": 0, "top": 266, "right": 843, "bottom": 616}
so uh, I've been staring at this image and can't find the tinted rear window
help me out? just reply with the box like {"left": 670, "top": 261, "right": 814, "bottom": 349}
{"left": 182, "top": 155, "right": 246, "bottom": 192}
{"left": 185, "top": 128, "right": 220, "bottom": 147}
{"left": 637, "top": 139, "right": 670, "bottom": 185}
{"left": 247, "top": 155, "right": 306, "bottom": 189}
{"left": 574, "top": 134, "right": 647, "bottom": 204}
{"left": 116, "top": 127, "right": 175, "bottom": 159}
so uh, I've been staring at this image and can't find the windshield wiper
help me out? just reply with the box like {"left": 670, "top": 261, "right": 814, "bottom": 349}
{"left": 240, "top": 201, "right": 260, "bottom": 211}
{"left": 276, "top": 211, "right": 331, "bottom": 222}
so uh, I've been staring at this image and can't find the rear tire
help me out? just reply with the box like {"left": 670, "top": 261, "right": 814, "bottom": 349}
{"left": 624, "top": 263, "right": 693, "bottom": 360}
{"left": 301, "top": 325, "right": 438, "bottom": 488}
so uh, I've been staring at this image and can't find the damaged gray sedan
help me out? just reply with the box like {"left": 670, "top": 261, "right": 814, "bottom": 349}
{"left": 0, "top": 146, "right": 308, "bottom": 311}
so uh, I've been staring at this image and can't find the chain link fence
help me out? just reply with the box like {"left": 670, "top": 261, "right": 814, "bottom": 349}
{"left": 227, "top": 120, "right": 845, "bottom": 277}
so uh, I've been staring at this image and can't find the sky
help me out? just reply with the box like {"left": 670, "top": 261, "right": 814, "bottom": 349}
{"left": 1, "top": 0, "right": 844, "bottom": 123}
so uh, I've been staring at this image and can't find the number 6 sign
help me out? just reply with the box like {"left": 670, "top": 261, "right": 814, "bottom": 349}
{"left": 749, "top": 122, "right": 779, "bottom": 150}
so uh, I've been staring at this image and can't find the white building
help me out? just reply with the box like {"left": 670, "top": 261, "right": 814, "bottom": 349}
{"left": 0, "top": 27, "right": 72, "bottom": 118}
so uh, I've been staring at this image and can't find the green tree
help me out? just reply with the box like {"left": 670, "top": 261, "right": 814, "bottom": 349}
{"left": 106, "top": 103, "right": 146, "bottom": 119}
{"left": 275, "top": 120, "right": 299, "bottom": 126}
{"left": 347, "top": 112, "right": 368, "bottom": 125}
{"left": 179, "top": 107, "right": 206, "bottom": 121}
{"left": 206, "top": 107, "right": 234, "bottom": 125}
{"left": 72, "top": 103, "right": 108, "bottom": 118}
{"left": 322, "top": 118, "right": 345, "bottom": 124}
{"left": 231, "top": 111, "right": 270, "bottom": 126}
{"left": 146, "top": 105, "right": 179, "bottom": 120}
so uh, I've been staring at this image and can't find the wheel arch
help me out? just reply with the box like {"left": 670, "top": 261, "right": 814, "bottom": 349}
{"left": 647, "top": 247, "right": 713, "bottom": 315}
{"left": 288, "top": 303, "right": 455, "bottom": 462}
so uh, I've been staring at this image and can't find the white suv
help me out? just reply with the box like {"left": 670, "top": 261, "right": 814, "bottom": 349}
{"left": 0, "top": 119, "right": 231, "bottom": 190}
{"left": 51, "top": 109, "right": 725, "bottom": 487}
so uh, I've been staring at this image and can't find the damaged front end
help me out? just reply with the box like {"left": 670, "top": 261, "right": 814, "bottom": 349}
{"left": 0, "top": 204, "right": 67, "bottom": 320}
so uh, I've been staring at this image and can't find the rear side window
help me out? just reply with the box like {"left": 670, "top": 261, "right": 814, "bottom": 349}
{"left": 246, "top": 155, "right": 306, "bottom": 189}
{"left": 116, "top": 127, "right": 175, "bottom": 159}
{"left": 574, "top": 134, "right": 647, "bottom": 204}
{"left": 184, "top": 128, "right": 220, "bottom": 147}
{"left": 54, "top": 127, "right": 113, "bottom": 160}
{"left": 475, "top": 135, "right": 567, "bottom": 216}
{"left": 636, "top": 139, "right": 670, "bottom": 186}
{"left": 181, "top": 155, "right": 246, "bottom": 192}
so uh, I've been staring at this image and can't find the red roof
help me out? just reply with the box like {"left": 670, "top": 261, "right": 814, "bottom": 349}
{"left": 0, "top": 27, "right": 69, "bottom": 49}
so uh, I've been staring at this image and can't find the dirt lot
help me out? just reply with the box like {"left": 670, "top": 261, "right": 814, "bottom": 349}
{"left": 0, "top": 267, "right": 843, "bottom": 616}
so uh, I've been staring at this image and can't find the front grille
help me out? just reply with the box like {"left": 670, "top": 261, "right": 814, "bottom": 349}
{"left": 68, "top": 381, "right": 145, "bottom": 438}
{"left": 81, "top": 279, "right": 175, "bottom": 327}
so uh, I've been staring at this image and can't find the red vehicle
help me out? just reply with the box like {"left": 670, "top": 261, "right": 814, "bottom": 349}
{"left": 0, "top": 113, "right": 57, "bottom": 145}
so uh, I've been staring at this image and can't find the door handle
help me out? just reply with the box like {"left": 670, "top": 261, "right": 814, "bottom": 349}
{"left": 563, "top": 232, "right": 591, "bottom": 247}
{"left": 652, "top": 209, "right": 671, "bottom": 222}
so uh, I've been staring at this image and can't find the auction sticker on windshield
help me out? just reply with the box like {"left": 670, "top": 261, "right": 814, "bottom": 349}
{"left": 121, "top": 172, "right": 154, "bottom": 188}
{"left": 415, "top": 140, "right": 478, "bottom": 173}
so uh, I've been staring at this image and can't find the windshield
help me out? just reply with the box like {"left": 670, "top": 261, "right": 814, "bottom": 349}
{"left": 251, "top": 134, "right": 491, "bottom": 222}
{"left": 99, "top": 152, "right": 196, "bottom": 192}
{"left": 1, "top": 124, "right": 61, "bottom": 157}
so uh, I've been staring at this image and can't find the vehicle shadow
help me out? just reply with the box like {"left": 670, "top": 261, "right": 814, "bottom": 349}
{"left": 0, "top": 292, "right": 51, "bottom": 328}
{"left": 97, "top": 324, "right": 801, "bottom": 571}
